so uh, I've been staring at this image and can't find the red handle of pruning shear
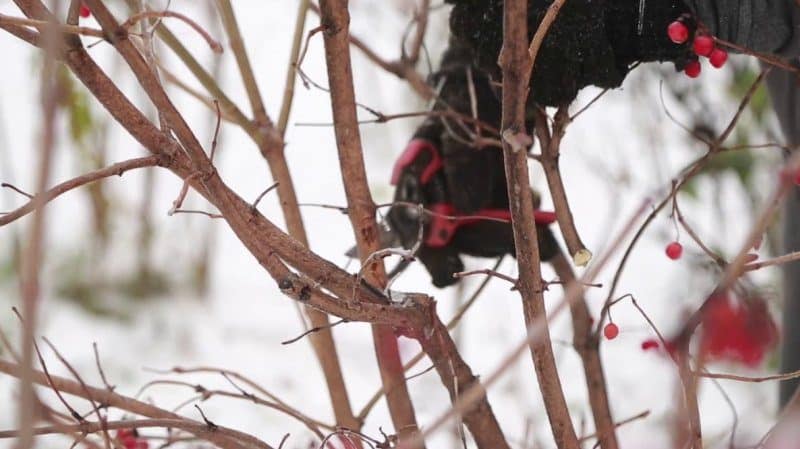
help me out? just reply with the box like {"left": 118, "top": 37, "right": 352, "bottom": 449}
{"left": 391, "top": 139, "right": 443, "bottom": 186}
{"left": 425, "top": 204, "right": 557, "bottom": 248}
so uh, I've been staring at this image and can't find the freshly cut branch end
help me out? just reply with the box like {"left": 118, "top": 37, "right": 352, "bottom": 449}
{"left": 572, "top": 248, "right": 592, "bottom": 267}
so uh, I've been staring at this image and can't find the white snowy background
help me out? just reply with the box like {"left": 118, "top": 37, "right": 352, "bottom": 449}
{"left": 0, "top": 1, "right": 788, "bottom": 448}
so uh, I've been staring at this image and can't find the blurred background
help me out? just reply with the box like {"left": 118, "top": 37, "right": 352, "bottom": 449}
{"left": 0, "top": 1, "right": 788, "bottom": 448}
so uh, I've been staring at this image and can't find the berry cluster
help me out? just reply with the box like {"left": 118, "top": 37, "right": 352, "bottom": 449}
{"left": 667, "top": 19, "right": 728, "bottom": 78}
{"left": 116, "top": 429, "right": 149, "bottom": 449}
{"left": 641, "top": 293, "right": 777, "bottom": 367}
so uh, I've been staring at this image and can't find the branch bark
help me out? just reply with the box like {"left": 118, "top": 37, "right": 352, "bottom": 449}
{"left": 0, "top": 156, "right": 161, "bottom": 227}
{"left": 213, "top": 0, "right": 361, "bottom": 436}
{"left": 500, "top": 1, "right": 580, "bottom": 448}
{"left": 549, "top": 251, "right": 618, "bottom": 449}
{"left": 316, "top": 1, "right": 422, "bottom": 444}
{"left": 0, "top": 360, "right": 273, "bottom": 449}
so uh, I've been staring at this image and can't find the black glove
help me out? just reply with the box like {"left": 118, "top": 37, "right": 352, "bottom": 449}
{"left": 386, "top": 39, "right": 559, "bottom": 288}
{"left": 446, "top": 0, "right": 693, "bottom": 106}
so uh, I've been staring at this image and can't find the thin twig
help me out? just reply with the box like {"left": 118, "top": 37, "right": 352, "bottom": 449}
{"left": 0, "top": 156, "right": 161, "bottom": 227}
{"left": 121, "top": 10, "right": 222, "bottom": 53}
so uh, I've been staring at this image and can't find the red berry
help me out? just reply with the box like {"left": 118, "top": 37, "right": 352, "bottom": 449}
{"left": 665, "top": 241, "right": 683, "bottom": 260}
{"left": 794, "top": 168, "right": 800, "bottom": 186}
{"left": 641, "top": 339, "right": 660, "bottom": 351}
{"left": 693, "top": 35, "right": 715, "bottom": 56}
{"left": 709, "top": 48, "right": 728, "bottom": 68}
{"left": 79, "top": 4, "right": 91, "bottom": 18}
{"left": 603, "top": 323, "right": 619, "bottom": 340}
{"left": 684, "top": 60, "right": 701, "bottom": 78}
{"left": 667, "top": 21, "right": 689, "bottom": 44}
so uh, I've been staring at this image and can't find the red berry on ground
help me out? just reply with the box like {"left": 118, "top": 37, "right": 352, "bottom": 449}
{"left": 684, "top": 60, "right": 701, "bottom": 78}
{"left": 79, "top": 3, "right": 91, "bottom": 18}
{"left": 665, "top": 241, "right": 683, "bottom": 260}
{"left": 667, "top": 21, "right": 689, "bottom": 44}
{"left": 693, "top": 35, "right": 715, "bottom": 56}
{"left": 603, "top": 323, "right": 619, "bottom": 340}
{"left": 641, "top": 339, "right": 660, "bottom": 351}
{"left": 709, "top": 48, "right": 728, "bottom": 68}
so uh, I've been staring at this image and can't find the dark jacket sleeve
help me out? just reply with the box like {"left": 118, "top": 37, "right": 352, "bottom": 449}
{"left": 684, "top": 0, "right": 800, "bottom": 55}
{"left": 766, "top": 67, "right": 800, "bottom": 407}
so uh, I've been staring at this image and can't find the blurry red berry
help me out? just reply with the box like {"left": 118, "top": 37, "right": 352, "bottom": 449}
{"left": 603, "top": 323, "right": 619, "bottom": 340}
{"left": 135, "top": 441, "right": 149, "bottom": 449}
{"left": 709, "top": 48, "right": 728, "bottom": 68}
{"left": 667, "top": 21, "right": 689, "bottom": 44}
{"left": 700, "top": 293, "right": 778, "bottom": 367}
{"left": 795, "top": 168, "right": 800, "bottom": 186}
{"left": 116, "top": 429, "right": 134, "bottom": 440}
{"left": 79, "top": 3, "right": 91, "bottom": 18}
{"left": 693, "top": 35, "right": 715, "bottom": 56}
{"left": 641, "top": 339, "right": 659, "bottom": 351}
{"left": 684, "top": 60, "right": 701, "bottom": 78}
{"left": 665, "top": 241, "right": 683, "bottom": 260}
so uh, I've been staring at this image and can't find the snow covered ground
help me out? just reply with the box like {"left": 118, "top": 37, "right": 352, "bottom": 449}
{"left": 0, "top": 1, "right": 786, "bottom": 448}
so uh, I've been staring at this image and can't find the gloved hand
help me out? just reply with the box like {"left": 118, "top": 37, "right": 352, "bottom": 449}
{"left": 446, "top": 0, "right": 694, "bottom": 106}
{"left": 385, "top": 40, "right": 559, "bottom": 288}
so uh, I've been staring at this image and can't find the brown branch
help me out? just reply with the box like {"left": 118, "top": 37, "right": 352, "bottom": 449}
{"left": 1, "top": 182, "right": 34, "bottom": 199}
{"left": 535, "top": 106, "right": 591, "bottom": 266}
{"left": 120, "top": 10, "right": 222, "bottom": 53}
{"left": 316, "top": 1, "right": 422, "bottom": 445}
{"left": 415, "top": 200, "right": 650, "bottom": 448}
{"left": 17, "top": 16, "right": 60, "bottom": 448}
{"left": 277, "top": 0, "right": 311, "bottom": 138}
{"left": 308, "top": 2, "right": 433, "bottom": 100}
{"left": 0, "top": 13, "right": 105, "bottom": 39}
{"left": 696, "top": 369, "right": 800, "bottom": 383}
{"left": 402, "top": 0, "right": 430, "bottom": 66}
{"left": 0, "top": 156, "right": 160, "bottom": 227}
{"left": 525, "top": 0, "right": 566, "bottom": 86}
{"left": 742, "top": 251, "right": 800, "bottom": 272}
{"left": 0, "top": 359, "right": 265, "bottom": 449}
{"left": 500, "top": 2, "right": 579, "bottom": 449}
{"left": 212, "top": 2, "right": 362, "bottom": 437}
{"left": 9, "top": 0, "right": 415, "bottom": 324}
{"left": 549, "top": 251, "right": 619, "bottom": 449}
{"left": 356, "top": 258, "right": 503, "bottom": 422}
